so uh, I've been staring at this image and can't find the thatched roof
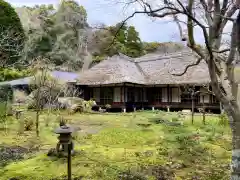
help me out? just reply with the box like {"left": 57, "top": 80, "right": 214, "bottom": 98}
{"left": 76, "top": 55, "right": 146, "bottom": 85}
{"left": 77, "top": 49, "right": 210, "bottom": 86}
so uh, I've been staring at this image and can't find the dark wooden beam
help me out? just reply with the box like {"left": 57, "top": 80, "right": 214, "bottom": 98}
{"left": 123, "top": 83, "right": 126, "bottom": 105}
{"left": 167, "top": 85, "right": 170, "bottom": 103}
{"left": 121, "top": 86, "right": 123, "bottom": 103}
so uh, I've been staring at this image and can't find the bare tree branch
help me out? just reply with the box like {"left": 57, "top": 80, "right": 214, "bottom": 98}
{"left": 220, "top": 5, "right": 238, "bottom": 32}
{"left": 226, "top": 19, "right": 238, "bottom": 65}
{"left": 199, "top": 0, "right": 213, "bottom": 24}
{"left": 213, "top": 48, "right": 230, "bottom": 53}
{"left": 171, "top": 57, "right": 203, "bottom": 76}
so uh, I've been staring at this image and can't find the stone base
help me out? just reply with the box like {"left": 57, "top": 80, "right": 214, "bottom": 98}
{"left": 47, "top": 148, "right": 75, "bottom": 157}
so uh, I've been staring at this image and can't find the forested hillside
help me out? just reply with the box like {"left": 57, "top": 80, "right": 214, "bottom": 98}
{"left": 0, "top": 0, "right": 185, "bottom": 81}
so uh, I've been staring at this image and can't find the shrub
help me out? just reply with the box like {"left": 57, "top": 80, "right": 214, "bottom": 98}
{"left": 13, "top": 89, "right": 28, "bottom": 104}
{"left": 218, "top": 113, "right": 228, "bottom": 127}
{"left": 176, "top": 134, "right": 198, "bottom": 149}
{"left": 24, "top": 117, "right": 34, "bottom": 131}
{"left": 0, "top": 102, "right": 7, "bottom": 117}
{"left": 57, "top": 115, "right": 67, "bottom": 126}
{"left": 0, "top": 68, "right": 30, "bottom": 82}
{"left": 0, "top": 84, "right": 13, "bottom": 102}
{"left": 84, "top": 99, "right": 96, "bottom": 112}
{"left": 171, "top": 117, "right": 179, "bottom": 122}
{"left": 69, "top": 104, "right": 84, "bottom": 114}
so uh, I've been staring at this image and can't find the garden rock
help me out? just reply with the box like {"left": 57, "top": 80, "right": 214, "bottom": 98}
{"left": 58, "top": 97, "right": 85, "bottom": 108}
{"left": 0, "top": 145, "right": 29, "bottom": 167}
{"left": 144, "top": 165, "right": 175, "bottom": 180}
{"left": 148, "top": 118, "right": 165, "bottom": 124}
{"left": 47, "top": 148, "right": 57, "bottom": 157}
{"left": 118, "top": 171, "right": 147, "bottom": 180}
{"left": 69, "top": 104, "right": 84, "bottom": 114}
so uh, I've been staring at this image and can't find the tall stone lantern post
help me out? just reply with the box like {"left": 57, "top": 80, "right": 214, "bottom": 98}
{"left": 54, "top": 125, "right": 74, "bottom": 180}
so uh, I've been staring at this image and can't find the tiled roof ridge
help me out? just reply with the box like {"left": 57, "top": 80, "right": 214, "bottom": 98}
{"left": 116, "top": 51, "right": 197, "bottom": 82}
{"left": 134, "top": 50, "right": 195, "bottom": 63}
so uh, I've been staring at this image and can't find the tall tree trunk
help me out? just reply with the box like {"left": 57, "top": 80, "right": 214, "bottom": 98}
{"left": 191, "top": 94, "right": 194, "bottom": 124}
{"left": 36, "top": 110, "right": 39, "bottom": 137}
{"left": 202, "top": 106, "right": 206, "bottom": 125}
{"left": 231, "top": 120, "right": 240, "bottom": 180}
{"left": 232, "top": 7, "right": 240, "bottom": 178}
{"left": 221, "top": 100, "right": 240, "bottom": 179}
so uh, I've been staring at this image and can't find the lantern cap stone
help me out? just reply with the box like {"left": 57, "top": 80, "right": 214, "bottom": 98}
{"left": 54, "top": 125, "right": 75, "bottom": 134}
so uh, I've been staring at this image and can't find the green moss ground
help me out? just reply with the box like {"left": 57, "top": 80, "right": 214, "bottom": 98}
{"left": 0, "top": 110, "right": 231, "bottom": 180}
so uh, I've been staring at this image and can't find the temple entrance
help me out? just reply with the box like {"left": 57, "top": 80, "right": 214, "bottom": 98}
{"left": 125, "top": 87, "right": 136, "bottom": 110}
{"left": 127, "top": 87, "right": 135, "bottom": 103}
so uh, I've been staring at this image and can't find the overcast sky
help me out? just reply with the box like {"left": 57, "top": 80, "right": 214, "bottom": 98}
{"left": 7, "top": 0, "right": 206, "bottom": 43}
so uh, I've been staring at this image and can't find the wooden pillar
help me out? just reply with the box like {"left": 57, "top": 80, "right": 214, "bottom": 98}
{"left": 178, "top": 86, "right": 180, "bottom": 103}
{"left": 167, "top": 85, "right": 170, "bottom": 103}
{"left": 220, "top": 102, "right": 224, "bottom": 114}
{"left": 167, "top": 85, "right": 172, "bottom": 103}
{"left": 191, "top": 91, "right": 195, "bottom": 124}
{"left": 112, "top": 86, "right": 114, "bottom": 105}
{"left": 122, "top": 83, "right": 126, "bottom": 112}
{"left": 123, "top": 83, "right": 126, "bottom": 104}
{"left": 121, "top": 86, "right": 123, "bottom": 103}
{"left": 203, "top": 95, "right": 206, "bottom": 125}
{"left": 134, "top": 84, "right": 136, "bottom": 103}
{"left": 99, "top": 85, "right": 102, "bottom": 105}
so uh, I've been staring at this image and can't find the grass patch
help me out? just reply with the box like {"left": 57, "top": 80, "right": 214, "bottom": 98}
{"left": 0, "top": 111, "right": 231, "bottom": 180}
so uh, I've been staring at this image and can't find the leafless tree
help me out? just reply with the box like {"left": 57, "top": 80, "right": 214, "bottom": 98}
{"left": 28, "top": 57, "right": 84, "bottom": 134}
{"left": 44, "top": 77, "right": 83, "bottom": 127}
{"left": 28, "top": 58, "right": 62, "bottom": 136}
{"left": 114, "top": 0, "right": 240, "bottom": 178}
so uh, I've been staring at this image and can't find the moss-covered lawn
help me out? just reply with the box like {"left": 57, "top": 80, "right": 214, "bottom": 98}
{"left": 0, "top": 110, "right": 231, "bottom": 180}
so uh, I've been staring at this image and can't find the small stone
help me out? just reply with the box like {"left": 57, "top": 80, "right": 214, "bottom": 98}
{"left": 47, "top": 148, "right": 57, "bottom": 157}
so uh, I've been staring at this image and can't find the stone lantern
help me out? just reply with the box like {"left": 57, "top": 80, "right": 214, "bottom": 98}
{"left": 15, "top": 109, "right": 24, "bottom": 120}
{"left": 54, "top": 125, "right": 75, "bottom": 156}
{"left": 54, "top": 125, "right": 78, "bottom": 180}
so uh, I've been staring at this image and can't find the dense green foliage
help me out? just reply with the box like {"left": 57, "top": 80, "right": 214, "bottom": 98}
{"left": 0, "top": 0, "right": 180, "bottom": 71}
{"left": 90, "top": 24, "right": 166, "bottom": 64}
{"left": 0, "top": 0, "right": 25, "bottom": 66}
{"left": 14, "top": 0, "right": 167, "bottom": 70}
{"left": 18, "top": 1, "right": 89, "bottom": 70}
{"left": 0, "top": 84, "right": 13, "bottom": 101}
{"left": 0, "top": 68, "right": 30, "bottom": 82}
{"left": 92, "top": 23, "right": 143, "bottom": 59}
{"left": 0, "top": 0, "right": 23, "bottom": 31}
